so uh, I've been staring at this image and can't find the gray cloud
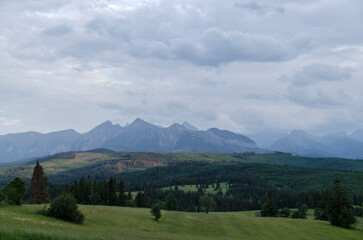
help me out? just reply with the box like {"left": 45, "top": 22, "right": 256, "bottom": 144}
{"left": 283, "top": 64, "right": 352, "bottom": 86}
{"left": 42, "top": 25, "right": 72, "bottom": 36}
{"left": 1, "top": 0, "right": 363, "bottom": 138}
{"left": 234, "top": 2, "right": 285, "bottom": 15}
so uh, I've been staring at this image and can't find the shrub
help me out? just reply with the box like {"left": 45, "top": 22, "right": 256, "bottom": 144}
{"left": 279, "top": 208, "right": 290, "bottom": 218}
{"left": 43, "top": 194, "right": 85, "bottom": 224}
{"left": 1, "top": 177, "right": 27, "bottom": 206}
{"left": 291, "top": 201, "right": 307, "bottom": 219}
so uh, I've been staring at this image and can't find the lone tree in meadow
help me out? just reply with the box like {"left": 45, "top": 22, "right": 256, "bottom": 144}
{"left": 327, "top": 178, "right": 356, "bottom": 228}
{"left": 151, "top": 203, "right": 162, "bottom": 221}
{"left": 199, "top": 195, "right": 216, "bottom": 214}
{"left": 29, "top": 160, "right": 48, "bottom": 204}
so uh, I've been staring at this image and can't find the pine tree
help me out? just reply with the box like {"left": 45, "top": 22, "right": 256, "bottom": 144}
{"left": 291, "top": 199, "right": 307, "bottom": 219}
{"left": 165, "top": 193, "right": 178, "bottom": 210}
{"left": 118, "top": 177, "right": 126, "bottom": 206}
{"left": 29, "top": 161, "right": 48, "bottom": 204}
{"left": 151, "top": 204, "right": 162, "bottom": 221}
{"left": 78, "top": 176, "right": 86, "bottom": 203}
{"left": 108, "top": 177, "right": 118, "bottom": 206}
{"left": 135, "top": 192, "right": 149, "bottom": 207}
{"left": 127, "top": 191, "right": 133, "bottom": 200}
{"left": 327, "top": 178, "right": 356, "bottom": 228}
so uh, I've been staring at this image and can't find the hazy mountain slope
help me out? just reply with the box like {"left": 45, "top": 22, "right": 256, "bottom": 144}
{"left": 269, "top": 129, "right": 363, "bottom": 159}
{"left": 0, "top": 129, "right": 81, "bottom": 162}
{"left": 102, "top": 119, "right": 261, "bottom": 153}
{"left": 0, "top": 118, "right": 262, "bottom": 162}
{"left": 182, "top": 121, "right": 198, "bottom": 131}
{"left": 350, "top": 129, "right": 363, "bottom": 142}
{"left": 75, "top": 121, "right": 123, "bottom": 151}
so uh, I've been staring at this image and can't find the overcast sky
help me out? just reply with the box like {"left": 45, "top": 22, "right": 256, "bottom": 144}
{"left": 1, "top": 0, "right": 363, "bottom": 143}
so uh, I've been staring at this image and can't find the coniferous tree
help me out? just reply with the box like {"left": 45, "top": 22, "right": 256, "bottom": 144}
{"left": 127, "top": 191, "right": 133, "bottom": 200}
{"left": 314, "top": 198, "right": 330, "bottom": 220}
{"left": 71, "top": 180, "right": 78, "bottom": 200}
{"left": 327, "top": 178, "right": 356, "bottom": 228}
{"left": 29, "top": 161, "right": 48, "bottom": 204}
{"left": 118, "top": 177, "right": 126, "bottom": 206}
{"left": 151, "top": 203, "right": 162, "bottom": 221}
{"left": 260, "top": 193, "right": 278, "bottom": 217}
{"left": 291, "top": 199, "right": 307, "bottom": 219}
{"left": 78, "top": 176, "right": 86, "bottom": 203}
{"left": 108, "top": 177, "right": 118, "bottom": 206}
{"left": 135, "top": 192, "right": 149, "bottom": 207}
{"left": 165, "top": 193, "right": 178, "bottom": 210}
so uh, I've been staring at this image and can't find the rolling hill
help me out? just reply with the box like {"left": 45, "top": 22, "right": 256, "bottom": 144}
{"left": 1, "top": 151, "right": 363, "bottom": 196}
{"left": 0, "top": 205, "right": 362, "bottom": 240}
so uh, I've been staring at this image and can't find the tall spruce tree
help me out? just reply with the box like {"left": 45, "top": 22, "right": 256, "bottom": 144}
{"left": 327, "top": 178, "right": 356, "bottom": 228}
{"left": 29, "top": 161, "right": 48, "bottom": 204}
{"left": 118, "top": 177, "right": 126, "bottom": 206}
{"left": 108, "top": 177, "right": 118, "bottom": 206}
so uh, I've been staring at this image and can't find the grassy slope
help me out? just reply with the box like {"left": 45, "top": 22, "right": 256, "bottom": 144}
{"left": 0, "top": 205, "right": 362, "bottom": 240}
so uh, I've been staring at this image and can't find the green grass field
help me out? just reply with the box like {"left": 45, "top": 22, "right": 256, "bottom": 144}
{"left": 0, "top": 205, "right": 362, "bottom": 240}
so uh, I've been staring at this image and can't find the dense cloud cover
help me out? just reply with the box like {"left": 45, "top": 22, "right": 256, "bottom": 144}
{"left": 1, "top": 0, "right": 363, "bottom": 145}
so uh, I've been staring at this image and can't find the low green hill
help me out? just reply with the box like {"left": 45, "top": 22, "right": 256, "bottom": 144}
{"left": 1, "top": 151, "right": 363, "bottom": 187}
{"left": 0, "top": 205, "right": 362, "bottom": 240}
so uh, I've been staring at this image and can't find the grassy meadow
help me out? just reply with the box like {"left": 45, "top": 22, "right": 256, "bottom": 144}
{"left": 0, "top": 205, "right": 362, "bottom": 240}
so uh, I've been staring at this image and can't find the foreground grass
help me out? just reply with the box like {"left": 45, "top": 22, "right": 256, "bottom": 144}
{"left": 0, "top": 205, "right": 362, "bottom": 240}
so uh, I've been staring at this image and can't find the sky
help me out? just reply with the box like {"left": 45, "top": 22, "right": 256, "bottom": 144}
{"left": 1, "top": 0, "right": 363, "bottom": 145}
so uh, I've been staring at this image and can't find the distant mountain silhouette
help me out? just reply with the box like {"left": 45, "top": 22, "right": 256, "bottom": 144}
{"left": 0, "top": 119, "right": 263, "bottom": 162}
{"left": 269, "top": 129, "right": 363, "bottom": 159}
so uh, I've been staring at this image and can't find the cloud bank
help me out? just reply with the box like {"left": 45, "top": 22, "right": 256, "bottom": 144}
{"left": 1, "top": 0, "right": 363, "bottom": 145}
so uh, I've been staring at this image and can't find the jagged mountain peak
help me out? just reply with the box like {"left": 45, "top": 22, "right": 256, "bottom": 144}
{"left": 182, "top": 122, "right": 198, "bottom": 131}
{"left": 128, "top": 118, "right": 155, "bottom": 128}
{"left": 89, "top": 121, "right": 120, "bottom": 132}
{"left": 0, "top": 118, "right": 264, "bottom": 162}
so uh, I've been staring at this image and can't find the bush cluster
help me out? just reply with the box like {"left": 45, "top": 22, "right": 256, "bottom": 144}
{"left": 41, "top": 194, "right": 85, "bottom": 224}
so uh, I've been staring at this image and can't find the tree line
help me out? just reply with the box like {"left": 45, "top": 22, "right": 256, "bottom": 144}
{"left": 1, "top": 160, "right": 362, "bottom": 229}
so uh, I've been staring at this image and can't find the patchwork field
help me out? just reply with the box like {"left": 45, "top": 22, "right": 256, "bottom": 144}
{"left": 0, "top": 205, "right": 362, "bottom": 240}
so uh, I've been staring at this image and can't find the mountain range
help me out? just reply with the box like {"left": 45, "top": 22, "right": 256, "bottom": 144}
{"left": 0, "top": 118, "right": 262, "bottom": 162}
{"left": 2, "top": 118, "right": 363, "bottom": 163}
{"left": 268, "top": 129, "right": 363, "bottom": 159}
